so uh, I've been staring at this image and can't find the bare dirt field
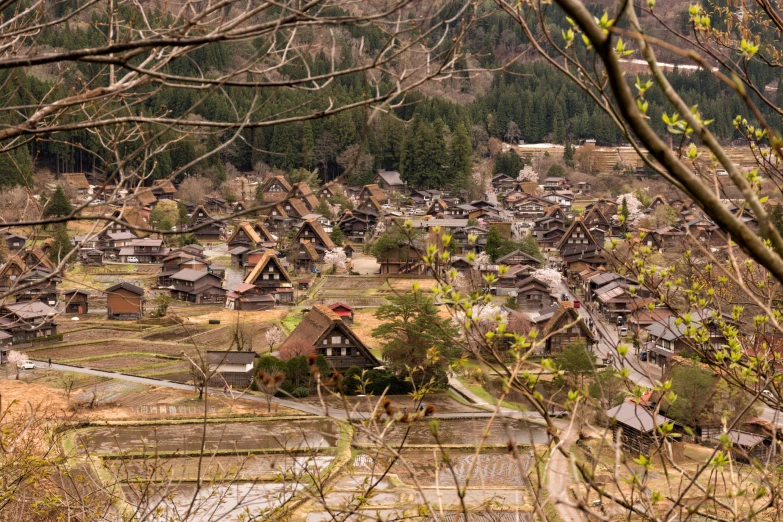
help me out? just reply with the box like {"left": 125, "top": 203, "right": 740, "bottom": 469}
{"left": 353, "top": 448, "right": 532, "bottom": 489}
{"left": 181, "top": 308, "right": 288, "bottom": 325}
{"left": 63, "top": 328, "right": 144, "bottom": 343}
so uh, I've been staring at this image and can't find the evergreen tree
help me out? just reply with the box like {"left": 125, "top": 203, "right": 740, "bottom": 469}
{"left": 49, "top": 224, "right": 73, "bottom": 264}
{"left": 493, "top": 151, "right": 523, "bottom": 177}
{"left": 519, "top": 234, "right": 544, "bottom": 261}
{"left": 563, "top": 140, "right": 574, "bottom": 166}
{"left": 449, "top": 122, "right": 473, "bottom": 192}
{"left": 378, "top": 116, "right": 404, "bottom": 170}
{"left": 44, "top": 185, "right": 73, "bottom": 217}
{"left": 485, "top": 226, "right": 502, "bottom": 262}
{"left": 330, "top": 227, "right": 344, "bottom": 246}
{"left": 552, "top": 110, "right": 565, "bottom": 144}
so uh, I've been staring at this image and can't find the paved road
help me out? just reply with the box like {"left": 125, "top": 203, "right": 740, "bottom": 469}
{"left": 556, "top": 281, "right": 656, "bottom": 388}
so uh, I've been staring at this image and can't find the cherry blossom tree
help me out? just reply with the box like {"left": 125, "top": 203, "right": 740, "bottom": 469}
{"left": 324, "top": 248, "right": 347, "bottom": 271}
{"left": 533, "top": 268, "right": 564, "bottom": 292}
{"left": 615, "top": 193, "right": 644, "bottom": 224}
{"left": 264, "top": 326, "right": 285, "bottom": 353}
{"left": 7, "top": 350, "right": 28, "bottom": 380}
{"left": 517, "top": 165, "right": 538, "bottom": 182}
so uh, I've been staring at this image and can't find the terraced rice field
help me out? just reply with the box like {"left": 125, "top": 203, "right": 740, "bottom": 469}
{"left": 78, "top": 419, "right": 341, "bottom": 454}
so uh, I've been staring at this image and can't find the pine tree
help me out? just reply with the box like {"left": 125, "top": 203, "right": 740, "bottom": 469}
{"left": 49, "top": 224, "right": 73, "bottom": 264}
{"left": 45, "top": 185, "right": 73, "bottom": 217}
{"left": 449, "top": 122, "right": 473, "bottom": 192}
{"left": 330, "top": 227, "right": 344, "bottom": 246}
{"left": 563, "top": 140, "right": 574, "bottom": 166}
{"left": 486, "top": 226, "right": 502, "bottom": 262}
{"left": 552, "top": 110, "right": 565, "bottom": 144}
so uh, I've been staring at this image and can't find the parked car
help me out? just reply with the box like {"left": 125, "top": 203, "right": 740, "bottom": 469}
{"left": 640, "top": 351, "right": 648, "bottom": 361}
{"left": 617, "top": 316, "right": 624, "bottom": 326}
{"left": 619, "top": 326, "right": 628, "bottom": 336}
{"left": 19, "top": 361, "right": 36, "bottom": 370}
{"left": 573, "top": 300, "right": 580, "bottom": 308}
{"left": 127, "top": 256, "right": 139, "bottom": 263}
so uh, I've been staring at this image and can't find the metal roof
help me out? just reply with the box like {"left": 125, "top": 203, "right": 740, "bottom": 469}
{"left": 606, "top": 402, "right": 672, "bottom": 433}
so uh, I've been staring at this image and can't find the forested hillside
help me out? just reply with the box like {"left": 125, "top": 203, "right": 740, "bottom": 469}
{"left": 1, "top": 0, "right": 779, "bottom": 192}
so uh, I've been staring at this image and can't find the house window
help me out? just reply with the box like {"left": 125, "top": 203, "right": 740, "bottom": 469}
{"left": 326, "top": 347, "right": 333, "bottom": 356}
{"left": 323, "top": 339, "right": 328, "bottom": 345}
{"left": 331, "top": 336, "right": 341, "bottom": 344}
{"left": 273, "top": 274, "right": 279, "bottom": 280}
{"left": 263, "top": 274, "right": 269, "bottom": 280}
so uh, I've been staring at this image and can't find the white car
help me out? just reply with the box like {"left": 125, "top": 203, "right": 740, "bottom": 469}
{"left": 127, "top": 256, "right": 139, "bottom": 263}
{"left": 19, "top": 361, "right": 36, "bottom": 370}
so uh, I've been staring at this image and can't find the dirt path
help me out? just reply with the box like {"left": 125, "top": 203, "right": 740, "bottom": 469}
{"left": 548, "top": 423, "right": 585, "bottom": 522}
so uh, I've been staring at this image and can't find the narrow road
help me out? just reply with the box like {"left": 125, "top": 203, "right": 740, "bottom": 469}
{"left": 555, "top": 281, "right": 656, "bottom": 388}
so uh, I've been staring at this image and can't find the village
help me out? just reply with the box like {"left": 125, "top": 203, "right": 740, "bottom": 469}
{"left": 0, "top": 140, "right": 777, "bottom": 521}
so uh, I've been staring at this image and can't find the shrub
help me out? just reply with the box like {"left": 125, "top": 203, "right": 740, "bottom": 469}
{"left": 292, "top": 387, "right": 310, "bottom": 398}
{"left": 342, "top": 366, "right": 363, "bottom": 395}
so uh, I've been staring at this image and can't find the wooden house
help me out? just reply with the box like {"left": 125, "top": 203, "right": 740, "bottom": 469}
{"left": 373, "top": 170, "right": 406, "bottom": 194}
{"left": 205, "top": 196, "right": 229, "bottom": 214}
{"left": 606, "top": 402, "right": 679, "bottom": 458}
{"left": 13, "top": 268, "right": 59, "bottom": 305}
{"left": 279, "top": 198, "right": 311, "bottom": 221}
{"left": 0, "top": 301, "right": 58, "bottom": 343}
{"left": 169, "top": 269, "right": 226, "bottom": 304}
{"left": 510, "top": 195, "right": 552, "bottom": 220}
{"left": 337, "top": 210, "right": 378, "bottom": 244}
{"left": 293, "top": 182, "right": 320, "bottom": 211}
{"left": 106, "top": 282, "right": 144, "bottom": 320}
{"left": 583, "top": 206, "right": 611, "bottom": 228}
{"left": 260, "top": 176, "right": 292, "bottom": 203}
{"left": 645, "top": 309, "right": 730, "bottom": 371}
{"left": 279, "top": 304, "right": 381, "bottom": 370}
{"left": 21, "top": 247, "right": 55, "bottom": 271}
{"left": 188, "top": 205, "right": 224, "bottom": 242}
{"left": 319, "top": 182, "right": 340, "bottom": 199}
{"left": 243, "top": 250, "right": 294, "bottom": 304}
{"left": 4, "top": 232, "right": 27, "bottom": 252}
{"left": 133, "top": 189, "right": 158, "bottom": 208}
{"left": 515, "top": 276, "right": 556, "bottom": 311}
{"left": 292, "top": 218, "right": 335, "bottom": 253}
{"left": 556, "top": 218, "right": 599, "bottom": 255}
{"left": 327, "top": 302, "right": 354, "bottom": 324}
{"left": 157, "top": 252, "right": 208, "bottom": 287}
{"left": 543, "top": 177, "right": 569, "bottom": 190}
{"left": 151, "top": 179, "right": 177, "bottom": 200}
{"left": 0, "top": 257, "right": 27, "bottom": 291}
{"left": 358, "top": 184, "right": 388, "bottom": 204}
{"left": 576, "top": 181, "right": 591, "bottom": 194}
{"left": 496, "top": 249, "right": 542, "bottom": 268}
{"left": 426, "top": 199, "right": 449, "bottom": 217}
{"left": 227, "top": 222, "right": 263, "bottom": 268}
{"left": 118, "top": 239, "right": 170, "bottom": 263}
{"left": 63, "top": 289, "right": 90, "bottom": 314}
{"left": 225, "top": 283, "right": 276, "bottom": 311}
{"left": 541, "top": 303, "right": 596, "bottom": 354}
{"left": 206, "top": 351, "right": 258, "bottom": 388}
{"left": 62, "top": 173, "right": 91, "bottom": 197}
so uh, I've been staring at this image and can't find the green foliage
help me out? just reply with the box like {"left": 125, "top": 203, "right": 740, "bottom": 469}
{"left": 151, "top": 295, "right": 171, "bottom": 318}
{"left": 330, "top": 227, "right": 344, "bottom": 246}
{"left": 547, "top": 163, "right": 566, "bottom": 178}
{"left": 666, "top": 364, "right": 715, "bottom": 428}
{"left": 493, "top": 151, "right": 523, "bottom": 177}
{"left": 555, "top": 342, "right": 597, "bottom": 385}
{"left": 49, "top": 225, "right": 73, "bottom": 264}
{"left": 44, "top": 186, "right": 72, "bottom": 217}
{"left": 372, "top": 290, "right": 460, "bottom": 386}
{"left": 485, "top": 226, "right": 502, "bottom": 262}
{"left": 486, "top": 226, "right": 543, "bottom": 263}
{"left": 588, "top": 369, "right": 626, "bottom": 408}
{"left": 448, "top": 122, "right": 473, "bottom": 192}
{"left": 370, "top": 225, "right": 420, "bottom": 261}
{"left": 563, "top": 140, "right": 575, "bottom": 166}
{"left": 504, "top": 295, "right": 519, "bottom": 310}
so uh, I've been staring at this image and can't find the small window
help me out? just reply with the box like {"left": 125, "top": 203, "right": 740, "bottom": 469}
{"left": 332, "top": 336, "right": 341, "bottom": 344}
{"left": 323, "top": 339, "right": 328, "bottom": 345}
{"left": 263, "top": 274, "right": 269, "bottom": 280}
